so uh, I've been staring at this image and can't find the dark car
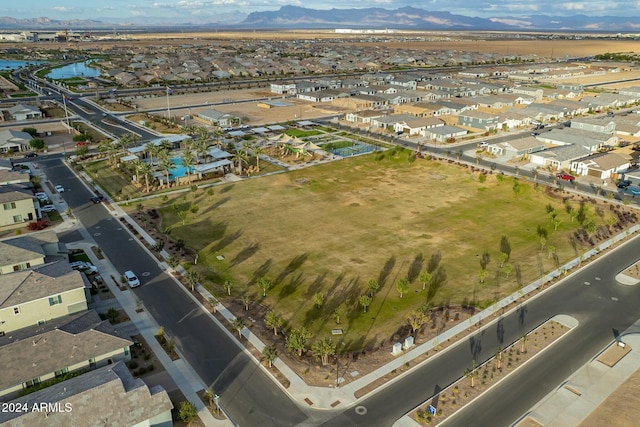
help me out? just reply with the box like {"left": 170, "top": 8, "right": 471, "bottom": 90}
{"left": 617, "top": 180, "right": 632, "bottom": 188}
{"left": 90, "top": 196, "right": 102, "bottom": 204}
{"left": 556, "top": 173, "right": 576, "bottom": 182}
{"left": 24, "top": 152, "right": 37, "bottom": 158}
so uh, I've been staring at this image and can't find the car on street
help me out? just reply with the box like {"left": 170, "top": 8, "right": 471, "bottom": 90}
{"left": 124, "top": 270, "right": 140, "bottom": 288}
{"left": 556, "top": 173, "right": 576, "bottom": 182}
{"left": 617, "top": 180, "right": 632, "bottom": 188}
{"left": 70, "top": 261, "right": 98, "bottom": 274}
{"left": 54, "top": 185, "right": 65, "bottom": 193}
{"left": 628, "top": 187, "right": 640, "bottom": 196}
{"left": 34, "top": 192, "right": 48, "bottom": 200}
{"left": 90, "top": 196, "right": 102, "bottom": 203}
{"left": 24, "top": 152, "right": 37, "bottom": 158}
{"left": 40, "top": 205, "right": 57, "bottom": 213}
{"left": 74, "top": 141, "right": 88, "bottom": 148}
{"left": 478, "top": 141, "right": 489, "bottom": 148}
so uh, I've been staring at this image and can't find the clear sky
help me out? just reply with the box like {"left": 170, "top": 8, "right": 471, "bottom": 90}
{"left": 3, "top": 1, "right": 633, "bottom": 24}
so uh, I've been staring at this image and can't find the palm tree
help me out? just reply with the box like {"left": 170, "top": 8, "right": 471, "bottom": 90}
{"left": 145, "top": 142, "right": 160, "bottom": 165}
{"left": 98, "top": 141, "right": 117, "bottom": 166}
{"left": 118, "top": 133, "right": 133, "bottom": 156}
{"left": 184, "top": 270, "right": 201, "bottom": 291}
{"left": 262, "top": 345, "right": 278, "bottom": 368}
{"left": 212, "top": 129, "right": 224, "bottom": 149}
{"left": 181, "top": 148, "right": 195, "bottom": 185}
{"left": 232, "top": 317, "right": 245, "bottom": 339}
{"left": 286, "top": 327, "right": 311, "bottom": 357}
{"left": 224, "top": 280, "right": 232, "bottom": 295}
{"left": 138, "top": 161, "right": 155, "bottom": 193}
{"left": 157, "top": 149, "right": 173, "bottom": 188}
{"left": 240, "top": 295, "right": 251, "bottom": 311}
{"left": 312, "top": 337, "right": 336, "bottom": 367}
{"left": 396, "top": 278, "right": 410, "bottom": 298}
{"left": 265, "top": 310, "right": 284, "bottom": 336}
{"left": 252, "top": 143, "right": 264, "bottom": 172}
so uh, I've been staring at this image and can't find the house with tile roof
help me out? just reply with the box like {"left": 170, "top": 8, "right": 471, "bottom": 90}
{"left": 571, "top": 152, "right": 631, "bottom": 180}
{"left": 0, "top": 230, "right": 66, "bottom": 274}
{"left": 0, "top": 361, "right": 173, "bottom": 427}
{"left": 0, "top": 310, "right": 131, "bottom": 399}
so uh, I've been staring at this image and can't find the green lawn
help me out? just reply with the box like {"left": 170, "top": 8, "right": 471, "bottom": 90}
{"left": 285, "top": 129, "right": 322, "bottom": 138}
{"left": 80, "top": 159, "right": 139, "bottom": 201}
{"left": 127, "top": 150, "right": 620, "bottom": 351}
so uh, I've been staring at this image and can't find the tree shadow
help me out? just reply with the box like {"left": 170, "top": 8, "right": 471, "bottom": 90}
{"left": 431, "top": 384, "right": 442, "bottom": 411}
{"left": 219, "top": 184, "right": 234, "bottom": 194}
{"left": 210, "top": 228, "right": 243, "bottom": 253}
{"left": 407, "top": 253, "right": 424, "bottom": 283}
{"left": 378, "top": 255, "right": 396, "bottom": 287}
{"left": 275, "top": 253, "right": 309, "bottom": 285}
{"left": 249, "top": 259, "right": 273, "bottom": 286}
{"left": 278, "top": 272, "right": 304, "bottom": 299}
{"left": 427, "top": 251, "right": 442, "bottom": 273}
{"left": 496, "top": 317, "right": 505, "bottom": 347}
{"left": 427, "top": 266, "right": 447, "bottom": 303}
{"left": 304, "top": 272, "right": 326, "bottom": 298}
{"left": 469, "top": 331, "right": 483, "bottom": 360}
{"left": 229, "top": 242, "right": 260, "bottom": 267}
{"left": 210, "top": 196, "right": 231, "bottom": 210}
{"left": 517, "top": 304, "right": 528, "bottom": 331}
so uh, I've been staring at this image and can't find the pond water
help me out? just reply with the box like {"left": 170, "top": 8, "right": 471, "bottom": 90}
{"left": 0, "top": 60, "right": 42, "bottom": 70}
{"left": 47, "top": 61, "right": 100, "bottom": 79}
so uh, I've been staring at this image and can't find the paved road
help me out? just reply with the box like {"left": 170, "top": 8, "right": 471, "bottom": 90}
{"left": 38, "top": 152, "right": 640, "bottom": 427}
{"left": 40, "top": 157, "right": 309, "bottom": 427}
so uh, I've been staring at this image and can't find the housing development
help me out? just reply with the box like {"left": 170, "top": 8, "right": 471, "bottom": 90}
{"left": 2, "top": 27, "right": 640, "bottom": 427}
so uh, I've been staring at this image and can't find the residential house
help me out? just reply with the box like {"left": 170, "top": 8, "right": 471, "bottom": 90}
{"left": 395, "top": 117, "right": 444, "bottom": 136}
{"left": 486, "top": 136, "right": 547, "bottom": 159}
{"left": 0, "top": 362, "right": 173, "bottom": 427}
{"left": 297, "top": 89, "right": 351, "bottom": 103}
{"left": 0, "top": 130, "right": 32, "bottom": 154}
{"left": 523, "top": 103, "right": 570, "bottom": 122}
{"left": 7, "top": 104, "right": 42, "bottom": 121}
{"left": 0, "top": 169, "right": 30, "bottom": 186}
{"left": 571, "top": 152, "right": 631, "bottom": 180}
{"left": 457, "top": 111, "right": 500, "bottom": 131}
{"left": 529, "top": 144, "right": 593, "bottom": 170}
{"left": 422, "top": 125, "right": 468, "bottom": 143}
{"left": 332, "top": 94, "right": 386, "bottom": 110}
{"left": 569, "top": 117, "right": 616, "bottom": 134}
{"left": 0, "top": 230, "right": 66, "bottom": 274}
{"left": 0, "top": 185, "right": 37, "bottom": 230}
{"left": 538, "top": 128, "right": 618, "bottom": 151}
{"left": 370, "top": 114, "right": 415, "bottom": 131}
{"left": 498, "top": 110, "right": 533, "bottom": 130}
{"left": 0, "top": 261, "right": 90, "bottom": 335}
{"left": 344, "top": 109, "right": 388, "bottom": 124}
{"left": 0, "top": 310, "right": 132, "bottom": 399}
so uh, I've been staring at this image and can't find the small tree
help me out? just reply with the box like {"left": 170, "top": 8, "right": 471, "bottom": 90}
{"left": 359, "top": 295, "right": 372, "bottom": 313}
{"left": 241, "top": 295, "right": 251, "bottom": 311}
{"left": 262, "top": 344, "right": 278, "bottom": 367}
{"left": 30, "top": 138, "right": 45, "bottom": 150}
{"left": 184, "top": 270, "right": 201, "bottom": 291}
{"left": 367, "top": 279, "right": 379, "bottom": 297}
{"left": 332, "top": 304, "right": 345, "bottom": 324}
{"left": 313, "top": 292, "right": 325, "bottom": 309}
{"left": 408, "top": 309, "right": 427, "bottom": 338}
{"left": 225, "top": 280, "right": 232, "bottom": 295}
{"left": 166, "top": 256, "right": 180, "bottom": 271}
{"left": 232, "top": 317, "right": 245, "bottom": 338}
{"left": 106, "top": 307, "right": 119, "bottom": 323}
{"left": 396, "top": 278, "right": 410, "bottom": 298}
{"left": 418, "top": 271, "right": 432, "bottom": 291}
{"left": 265, "top": 310, "right": 284, "bottom": 336}
{"left": 286, "top": 327, "right": 311, "bottom": 357}
{"left": 311, "top": 337, "right": 336, "bottom": 367}
{"left": 177, "top": 401, "right": 198, "bottom": 424}
{"left": 257, "top": 276, "right": 272, "bottom": 297}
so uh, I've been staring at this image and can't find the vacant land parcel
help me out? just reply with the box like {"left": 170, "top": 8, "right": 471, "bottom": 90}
{"left": 138, "top": 150, "right": 623, "bottom": 351}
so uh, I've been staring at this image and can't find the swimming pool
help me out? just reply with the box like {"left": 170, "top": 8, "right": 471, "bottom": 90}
{"left": 170, "top": 158, "right": 194, "bottom": 178}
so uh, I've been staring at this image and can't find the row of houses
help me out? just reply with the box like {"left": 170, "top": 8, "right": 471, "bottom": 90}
{"left": 0, "top": 231, "right": 173, "bottom": 425}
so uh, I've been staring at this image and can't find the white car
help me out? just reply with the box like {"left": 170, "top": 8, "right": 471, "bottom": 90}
{"left": 479, "top": 141, "right": 489, "bottom": 148}
{"left": 70, "top": 261, "right": 98, "bottom": 274}
{"left": 124, "top": 270, "right": 140, "bottom": 288}
{"left": 55, "top": 185, "right": 65, "bottom": 193}
{"left": 41, "top": 205, "right": 57, "bottom": 213}
{"left": 34, "top": 192, "right": 48, "bottom": 200}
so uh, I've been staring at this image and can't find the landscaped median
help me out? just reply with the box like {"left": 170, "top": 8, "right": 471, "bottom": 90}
{"left": 405, "top": 315, "right": 577, "bottom": 426}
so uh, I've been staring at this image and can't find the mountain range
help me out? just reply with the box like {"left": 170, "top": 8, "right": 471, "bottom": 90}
{"left": 0, "top": 6, "right": 638, "bottom": 32}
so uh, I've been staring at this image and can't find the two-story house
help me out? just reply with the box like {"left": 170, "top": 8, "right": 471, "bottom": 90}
{"left": 0, "top": 185, "right": 37, "bottom": 230}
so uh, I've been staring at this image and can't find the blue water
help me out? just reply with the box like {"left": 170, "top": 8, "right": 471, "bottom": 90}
{"left": 170, "top": 158, "right": 194, "bottom": 178}
{"left": 0, "top": 60, "right": 42, "bottom": 70}
{"left": 47, "top": 61, "right": 100, "bottom": 79}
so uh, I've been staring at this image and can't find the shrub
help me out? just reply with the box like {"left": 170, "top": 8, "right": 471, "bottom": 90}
{"left": 128, "top": 361, "right": 138, "bottom": 369}
{"left": 177, "top": 401, "right": 198, "bottom": 423}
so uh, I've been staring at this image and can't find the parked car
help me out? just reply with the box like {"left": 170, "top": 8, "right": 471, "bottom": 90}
{"left": 556, "top": 173, "right": 576, "bottom": 182}
{"left": 478, "top": 141, "right": 489, "bottom": 148}
{"left": 74, "top": 141, "right": 88, "bottom": 148}
{"left": 70, "top": 261, "right": 98, "bottom": 274}
{"left": 34, "top": 192, "right": 48, "bottom": 200}
{"left": 628, "top": 187, "right": 640, "bottom": 196}
{"left": 40, "top": 205, "right": 57, "bottom": 213}
{"left": 24, "top": 152, "right": 37, "bottom": 158}
{"left": 617, "top": 180, "right": 632, "bottom": 188}
{"left": 54, "top": 185, "right": 65, "bottom": 193}
{"left": 124, "top": 270, "right": 140, "bottom": 288}
{"left": 90, "top": 196, "right": 102, "bottom": 204}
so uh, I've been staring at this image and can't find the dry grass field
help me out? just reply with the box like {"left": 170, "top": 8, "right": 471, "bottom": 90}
{"left": 132, "top": 149, "right": 622, "bottom": 352}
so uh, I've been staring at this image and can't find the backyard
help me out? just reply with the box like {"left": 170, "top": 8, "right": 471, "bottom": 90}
{"left": 124, "top": 148, "right": 634, "bottom": 354}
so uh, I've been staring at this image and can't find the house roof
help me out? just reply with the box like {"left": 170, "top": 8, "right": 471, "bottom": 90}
{"left": 0, "top": 261, "right": 87, "bottom": 309}
{"left": 0, "top": 184, "right": 34, "bottom": 204}
{"left": 0, "top": 231, "right": 58, "bottom": 268}
{"left": 533, "top": 144, "right": 592, "bottom": 162}
{"left": 578, "top": 152, "right": 630, "bottom": 171}
{"left": 0, "top": 361, "right": 173, "bottom": 426}
{"left": 0, "top": 310, "right": 132, "bottom": 393}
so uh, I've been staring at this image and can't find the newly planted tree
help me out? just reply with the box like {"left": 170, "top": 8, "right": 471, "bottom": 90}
{"left": 257, "top": 276, "right": 272, "bottom": 297}
{"left": 286, "top": 327, "right": 311, "bottom": 357}
{"left": 396, "top": 278, "right": 410, "bottom": 298}
{"left": 332, "top": 304, "right": 345, "bottom": 324}
{"left": 367, "top": 279, "right": 380, "bottom": 297}
{"left": 241, "top": 295, "right": 251, "bottom": 311}
{"left": 265, "top": 310, "right": 284, "bottom": 336}
{"left": 418, "top": 271, "right": 432, "bottom": 291}
{"left": 262, "top": 344, "right": 278, "bottom": 368}
{"left": 359, "top": 295, "right": 372, "bottom": 313}
{"left": 311, "top": 337, "right": 336, "bottom": 367}
{"left": 232, "top": 317, "right": 245, "bottom": 338}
